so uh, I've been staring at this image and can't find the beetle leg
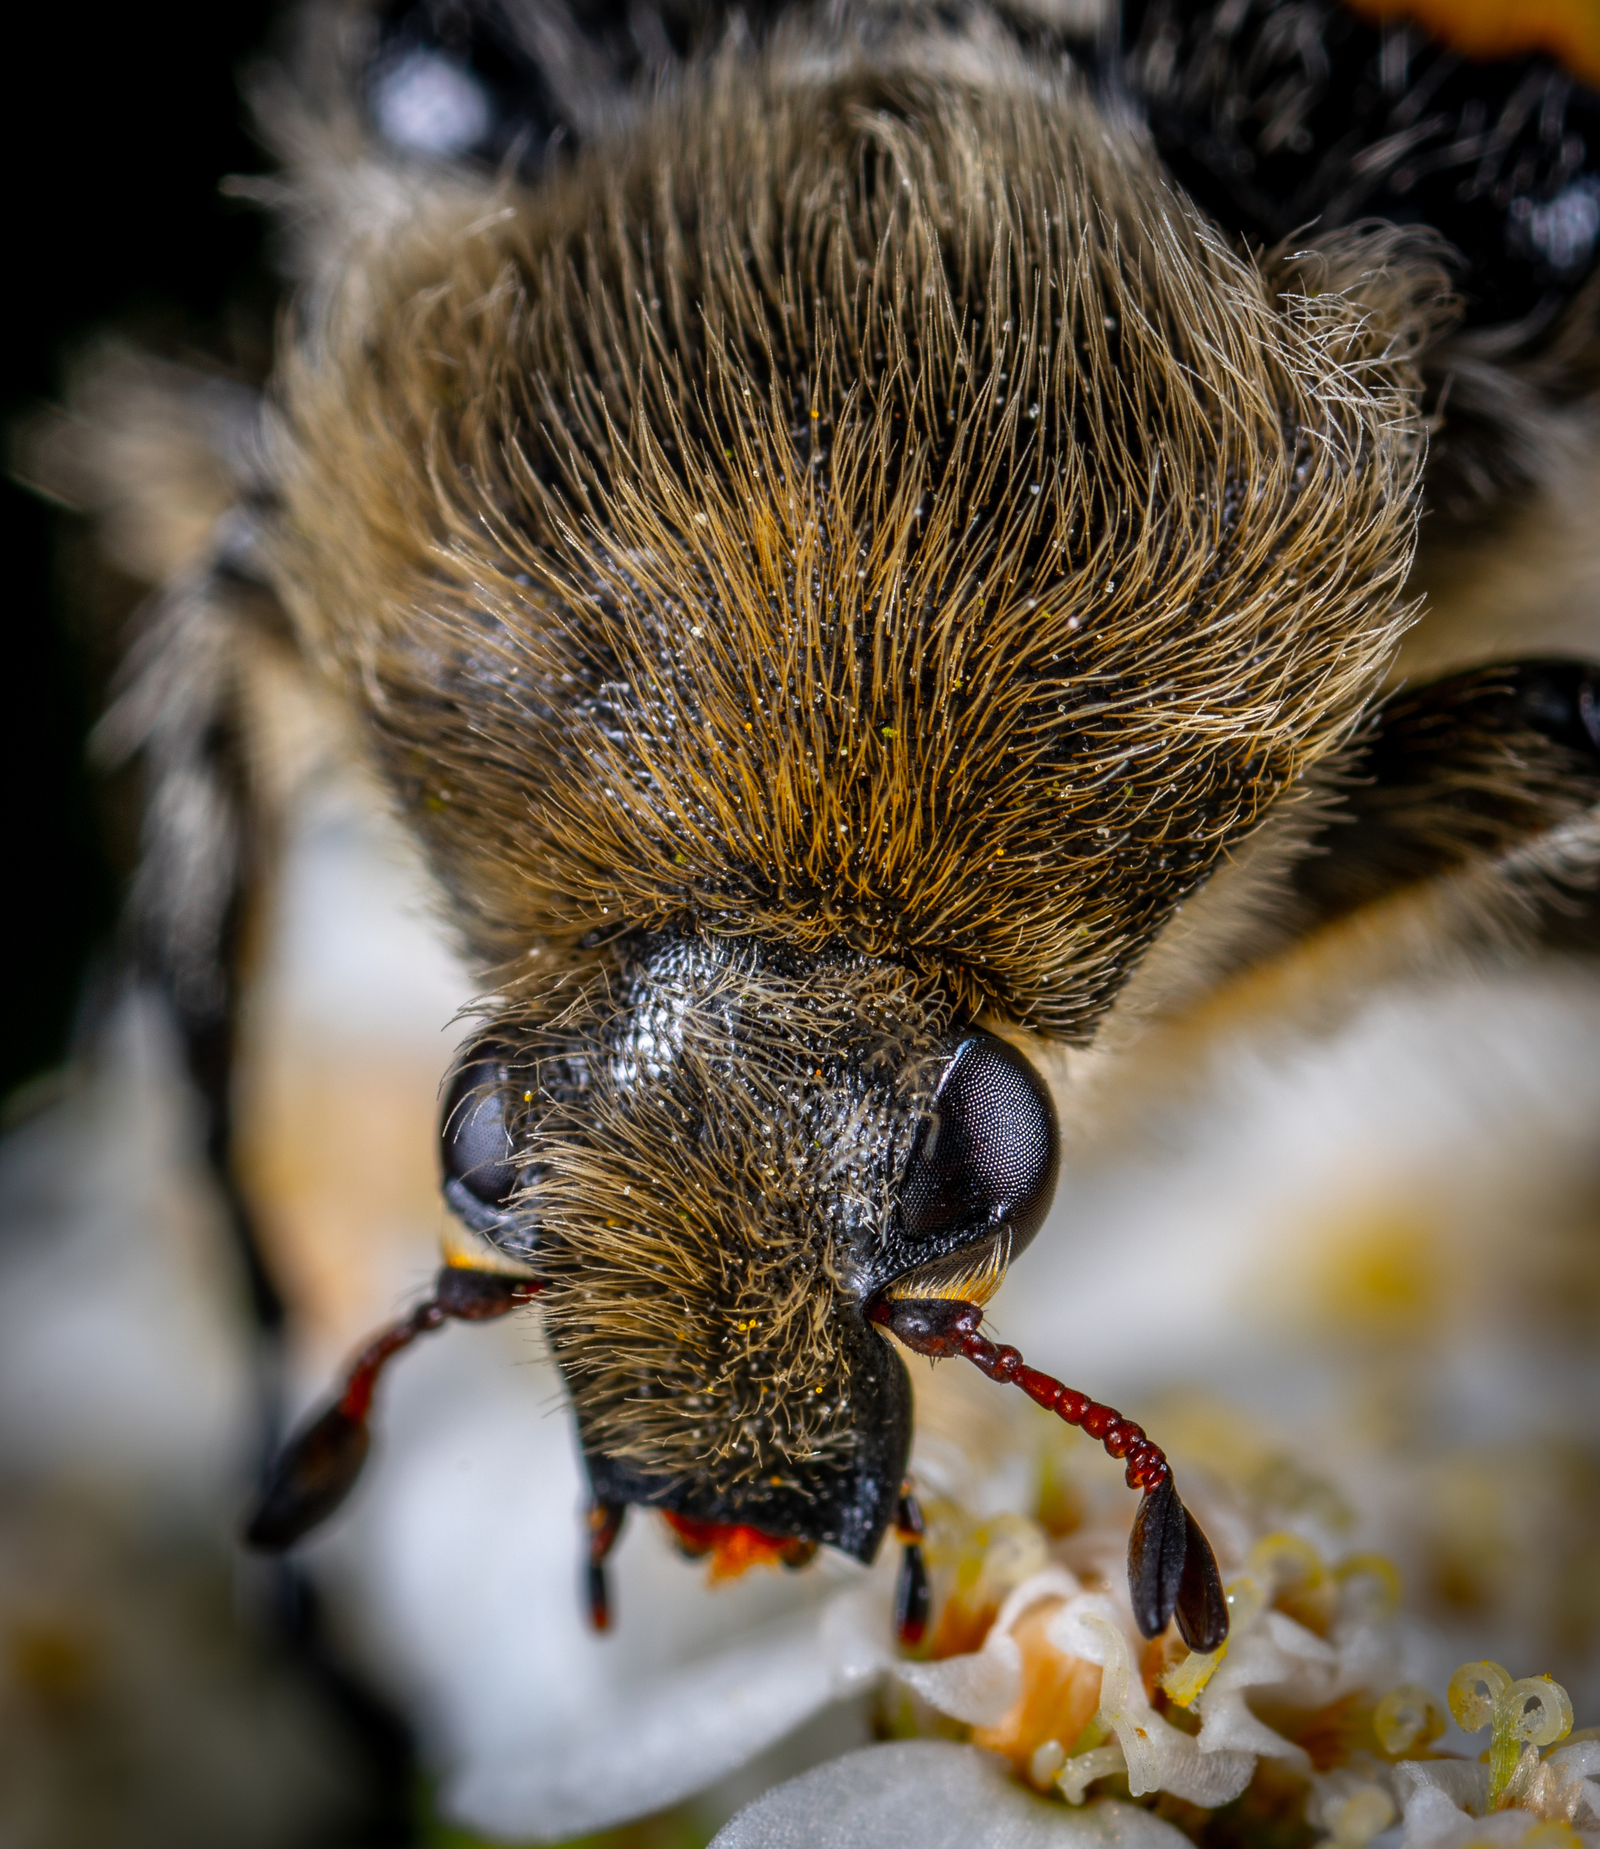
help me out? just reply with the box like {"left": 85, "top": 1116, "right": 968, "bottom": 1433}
{"left": 893, "top": 1485, "right": 930, "bottom": 1649}
{"left": 585, "top": 1501, "right": 627, "bottom": 1632}
{"left": 869, "top": 1296, "right": 1227, "bottom": 1650}
{"left": 244, "top": 1268, "right": 541, "bottom": 1551}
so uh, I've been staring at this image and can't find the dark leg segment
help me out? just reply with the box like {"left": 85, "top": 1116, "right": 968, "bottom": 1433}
{"left": 893, "top": 1486, "right": 930, "bottom": 1650}
{"left": 869, "top": 1297, "right": 1228, "bottom": 1652}
{"left": 244, "top": 1268, "right": 541, "bottom": 1550}
{"left": 586, "top": 1501, "right": 627, "bottom": 1633}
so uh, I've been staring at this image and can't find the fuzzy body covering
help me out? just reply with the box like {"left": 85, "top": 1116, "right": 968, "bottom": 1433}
{"left": 207, "top": 25, "right": 1444, "bottom": 1506}
{"left": 274, "top": 48, "right": 1429, "bottom": 1037}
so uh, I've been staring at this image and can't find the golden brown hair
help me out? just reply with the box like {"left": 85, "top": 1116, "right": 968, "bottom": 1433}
{"left": 273, "top": 47, "right": 1433, "bottom": 1041}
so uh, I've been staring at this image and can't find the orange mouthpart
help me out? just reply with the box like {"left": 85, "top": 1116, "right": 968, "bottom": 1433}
{"left": 658, "top": 1510, "right": 818, "bottom": 1581}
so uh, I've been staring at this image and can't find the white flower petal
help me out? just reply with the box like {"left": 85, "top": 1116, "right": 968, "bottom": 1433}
{"left": 1387, "top": 1760, "right": 1568, "bottom": 1849}
{"left": 822, "top": 1585, "right": 895, "bottom": 1689}
{"left": 1391, "top": 1765, "right": 1546, "bottom": 1849}
{"left": 995, "top": 1568, "right": 1087, "bottom": 1637}
{"left": 711, "top": 1740, "right": 1196, "bottom": 1849}
{"left": 1079, "top": 1610, "right": 1255, "bottom": 1806}
{"left": 1044, "top": 1593, "right": 1128, "bottom": 1665}
{"left": 1546, "top": 1742, "right": 1600, "bottom": 1779}
{"left": 895, "top": 1570, "right": 1094, "bottom": 1731}
{"left": 1395, "top": 1784, "right": 1476, "bottom": 1849}
{"left": 1196, "top": 1693, "right": 1303, "bottom": 1763}
{"left": 1142, "top": 1736, "right": 1256, "bottom": 1810}
{"left": 445, "top": 1595, "right": 883, "bottom": 1840}
{"left": 1260, "top": 1609, "right": 1338, "bottom": 1665}
{"left": 896, "top": 1631, "right": 1023, "bottom": 1726}
{"left": 1196, "top": 1626, "right": 1315, "bottom": 1766}
{"left": 1537, "top": 1740, "right": 1600, "bottom": 1828}
{"left": 1393, "top": 1760, "right": 1488, "bottom": 1820}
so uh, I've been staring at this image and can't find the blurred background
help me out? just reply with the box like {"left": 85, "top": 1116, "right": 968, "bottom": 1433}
{"left": 0, "top": 10, "right": 403, "bottom": 1843}
{"left": 3, "top": 0, "right": 279, "bottom": 1114}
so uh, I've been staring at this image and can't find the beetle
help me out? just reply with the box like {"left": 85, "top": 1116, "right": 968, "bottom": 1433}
{"left": 37, "top": 0, "right": 1600, "bottom": 1661}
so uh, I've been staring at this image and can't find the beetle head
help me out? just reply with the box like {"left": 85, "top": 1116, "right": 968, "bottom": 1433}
{"left": 441, "top": 928, "right": 1058, "bottom": 1559}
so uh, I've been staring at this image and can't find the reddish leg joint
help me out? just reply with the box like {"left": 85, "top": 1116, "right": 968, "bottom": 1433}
{"left": 893, "top": 1485, "right": 930, "bottom": 1650}
{"left": 243, "top": 1268, "right": 542, "bottom": 1552}
{"left": 869, "top": 1297, "right": 1228, "bottom": 1652}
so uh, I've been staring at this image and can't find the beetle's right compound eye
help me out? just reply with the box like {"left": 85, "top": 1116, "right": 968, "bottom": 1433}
{"left": 898, "top": 1031, "right": 1059, "bottom": 1258}
{"left": 441, "top": 1053, "right": 519, "bottom": 1211}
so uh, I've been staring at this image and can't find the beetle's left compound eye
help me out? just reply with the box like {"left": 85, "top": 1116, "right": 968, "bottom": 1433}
{"left": 441, "top": 1051, "right": 520, "bottom": 1221}
{"left": 899, "top": 1031, "right": 1059, "bottom": 1257}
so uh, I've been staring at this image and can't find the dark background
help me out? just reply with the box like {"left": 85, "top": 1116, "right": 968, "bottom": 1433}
{"left": 3, "top": 6, "right": 280, "bottom": 1106}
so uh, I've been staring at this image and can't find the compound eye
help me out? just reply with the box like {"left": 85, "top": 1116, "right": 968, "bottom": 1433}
{"left": 899, "top": 1032, "right": 1059, "bottom": 1258}
{"left": 441, "top": 1051, "right": 519, "bottom": 1210}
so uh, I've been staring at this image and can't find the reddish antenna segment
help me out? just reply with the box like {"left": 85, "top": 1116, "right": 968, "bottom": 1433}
{"left": 869, "top": 1296, "right": 1228, "bottom": 1652}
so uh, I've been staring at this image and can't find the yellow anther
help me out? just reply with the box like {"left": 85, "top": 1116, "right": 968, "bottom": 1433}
{"left": 1248, "top": 1531, "right": 1325, "bottom": 1591}
{"left": 1503, "top": 1677, "right": 1574, "bottom": 1749}
{"left": 1373, "top": 1683, "right": 1446, "bottom": 1757}
{"left": 1334, "top": 1553, "right": 1402, "bottom": 1617}
{"left": 1448, "top": 1660, "right": 1510, "bottom": 1734}
{"left": 1248, "top": 1531, "right": 1334, "bottom": 1632}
